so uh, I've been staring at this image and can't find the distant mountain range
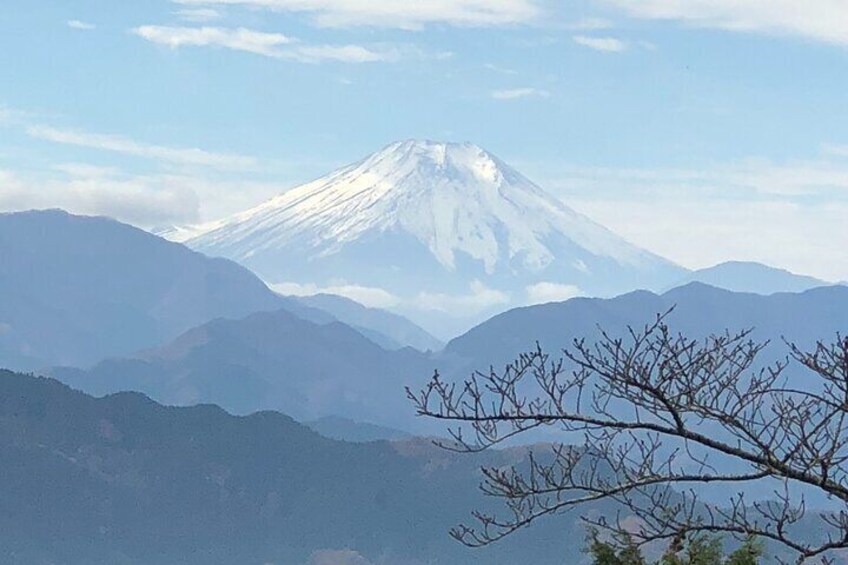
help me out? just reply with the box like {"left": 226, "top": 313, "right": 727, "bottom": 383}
{"left": 52, "top": 282, "right": 848, "bottom": 434}
{"left": 0, "top": 369, "right": 590, "bottom": 565}
{"left": 668, "top": 260, "right": 831, "bottom": 294}
{"left": 305, "top": 415, "right": 412, "bottom": 443}
{"left": 0, "top": 209, "right": 839, "bottom": 564}
{"left": 0, "top": 210, "right": 437, "bottom": 371}
{"left": 3, "top": 209, "right": 842, "bottom": 434}
{"left": 446, "top": 282, "right": 848, "bottom": 373}
{"left": 174, "top": 140, "right": 686, "bottom": 336}
{"left": 50, "top": 307, "right": 435, "bottom": 428}
{"left": 296, "top": 293, "right": 442, "bottom": 352}
{"left": 0, "top": 210, "right": 283, "bottom": 370}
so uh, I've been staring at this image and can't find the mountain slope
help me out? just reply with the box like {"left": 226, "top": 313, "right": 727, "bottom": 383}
{"left": 182, "top": 140, "right": 685, "bottom": 334}
{"left": 49, "top": 307, "right": 436, "bottom": 429}
{"left": 51, "top": 283, "right": 848, "bottom": 434}
{"left": 305, "top": 415, "right": 412, "bottom": 442}
{"left": 296, "top": 293, "right": 443, "bottom": 351}
{"left": 0, "top": 209, "right": 286, "bottom": 370}
{"left": 668, "top": 261, "right": 830, "bottom": 294}
{"left": 0, "top": 369, "right": 592, "bottom": 565}
{"left": 445, "top": 283, "right": 848, "bottom": 373}
{"left": 0, "top": 210, "right": 449, "bottom": 371}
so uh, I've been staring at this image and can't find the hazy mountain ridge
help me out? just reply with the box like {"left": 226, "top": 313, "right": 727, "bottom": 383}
{"left": 446, "top": 282, "right": 848, "bottom": 373}
{"left": 0, "top": 210, "right": 440, "bottom": 371}
{"left": 305, "top": 415, "right": 412, "bottom": 443}
{"left": 295, "top": 293, "right": 443, "bottom": 352}
{"left": 668, "top": 260, "right": 831, "bottom": 294}
{"left": 49, "top": 307, "right": 436, "bottom": 429}
{"left": 49, "top": 282, "right": 848, "bottom": 436}
{"left": 0, "top": 209, "right": 284, "bottom": 370}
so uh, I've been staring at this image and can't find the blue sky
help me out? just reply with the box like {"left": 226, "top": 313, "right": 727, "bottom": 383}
{"left": 2, "top": 0, "right": 848, "bottom": 280}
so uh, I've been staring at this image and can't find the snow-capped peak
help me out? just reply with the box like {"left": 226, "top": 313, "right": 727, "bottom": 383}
{"left": 187, "top": 139, "right": 658, "bottom": 275}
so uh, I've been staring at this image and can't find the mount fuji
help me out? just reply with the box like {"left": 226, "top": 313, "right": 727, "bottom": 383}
{"left": 179, "top": 140, "right": 685, "bottom": 336}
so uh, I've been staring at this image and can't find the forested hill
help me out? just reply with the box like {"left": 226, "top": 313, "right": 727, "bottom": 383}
{"left": 0, "top": 369, "right": 591, "bottom": 565}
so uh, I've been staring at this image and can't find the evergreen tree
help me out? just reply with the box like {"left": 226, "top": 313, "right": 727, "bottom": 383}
{"left": 586, "top": 533, "right": 763, "bottom": 565}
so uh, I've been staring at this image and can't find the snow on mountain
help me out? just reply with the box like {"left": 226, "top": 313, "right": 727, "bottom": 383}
{"left": 182, "top": 140, "right": 685, "bottom": 336}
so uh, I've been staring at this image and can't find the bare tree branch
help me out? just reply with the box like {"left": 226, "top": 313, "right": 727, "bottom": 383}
{"left": 408, "top": 314, "right": 848, "bottom": 564}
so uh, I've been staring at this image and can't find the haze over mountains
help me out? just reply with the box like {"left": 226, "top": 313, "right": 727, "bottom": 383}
{"left": 1, "top": 208, "right": 841, "bottom": 427}
{"left": 51, "top": 307, "right": 434, "bottom": 426}
{"left": 177, "top": 140, "right": 686, "bottom": 336}
{"left": 667, "top": 261, "right": 831, "bottom": 295}
{"left": 0, "top": 210, "right": 283, "bottom": 370}
{"left": 447, "top": 282, "right": 848, "bottom": 374}
{"left": 48, "top": 281, "right": 848, "bottom": 435}
{"left": 0, "top": 210, "right": 438, "bottom": 371}
{"left": 0, "top": 198, "right": 843, "bottom": 562}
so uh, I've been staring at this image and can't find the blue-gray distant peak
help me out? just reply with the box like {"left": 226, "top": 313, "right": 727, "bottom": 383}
{"left": 667, "top": 260, "right": 829, "bottom": 295}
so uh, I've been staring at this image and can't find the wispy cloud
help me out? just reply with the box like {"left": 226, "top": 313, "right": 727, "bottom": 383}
{"left": 823, "top": 144, "right": 848, "bottom": 158}
{"left": 525, "top": 282, "right": 583, "bottom": 304}
{"left": 0, "top": 163, "right": 286, "bottom": 228}
{"left": 133, "top": 25, "right": 398, "bottom": 63}
{"left": 0, "top": 167, "right": 201, "bottom": 227}
{"left": 567, "top": 17, "right": 615, "bottom": 30}
{"left": 134, "top": 25, "right": 294, "bottom": 56}
{"left": 273, "top": 279, "right": 514, "bottom": 314}
{"left": 175, "top": 8, "right": 222, "bottom": 22}
{"left": 539, "top": 154, "right": 848, "bottom": 280}
{"left": 67, "top": 19, "right": 96, "bottom": 30}
{"left": 270, "top": 281, "right": 401, "bottom": 308}
{"left": 172, "top": 0, "right": 542, "bottom": 29}
{"left": 600, "top": 0, "right": 848, "bottom": 46}
{"left": 26, "top": 124, "right": 257, "bottom": 170}
{"left": 572, "top": 35, "right": 628, "bottom": 52}
{"left": 414, "top": 281, "right": 510, "bottom": 315}
{"left": 484, "top": 62, "right": 518, "bottom": 75}
{"left": 490, "top": 87, "right": 550, "bottom": 100}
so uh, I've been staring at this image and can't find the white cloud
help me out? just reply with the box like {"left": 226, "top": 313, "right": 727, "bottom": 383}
{"left": 572, "top": 35, "right": 627, "bottom": 52}
{"left": 0, "top": 163, "right": 285, "bottom": 228}
{"left": 26, "top": 124, "right": 257, "bottom": 171}
{"left": 134, "top": 25, "right": 293, "bottom": 56}
{"left": 0, "top": 105, "right": 33, "bottom": 127}
{"left": 309, "top": 549, "right": 372, "bottom": 565}
{"left": 0, "top": 108, "right": 15, "bottom": 126}
{"left": 567, "top": 17, "right": 615, "bottom": 30}
{"left": 271, "top": 280, "right": 512, "bottom": 313}
{"left": 525, "top": 282, "right": 583, "bottom": 304}
{"left": 572, "top": 197, "right": 848, "bottom": 283}
{"left": 173, "top": 0, "right": 541, "bottom": 29}
{"left": 67, "top": 19, "right": 96, "bottom": 30}
{"left": 289, "top": 43, "right": 397, "bottom": 63}
{"left": 539, "top": 155, "right": 848, "bottom": 281}
{"left": 133, "top": 25, "right": 397, "bottom": 63}
{"left": 600, "top": 0, "right": 848, "bottom": 46}
{"left": 0, "top": 168, "right": 200, "bottom": 227}
{"left": 823, "top": 144, "right": 848, "bottom": 158}
{"left": 51, "top": 163, "right": 122, "bottom": 178}
{"left": 490, "top": 87, "right": 550, "bottom": 100}
{"left": 269, "top": 281, "right": 401, "bottom": 308}
{"left": 414, "top": 281, "right": 510, "bottom": 315}
{"left": 176, "top": 8, "right": 223, "bottom": 22}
